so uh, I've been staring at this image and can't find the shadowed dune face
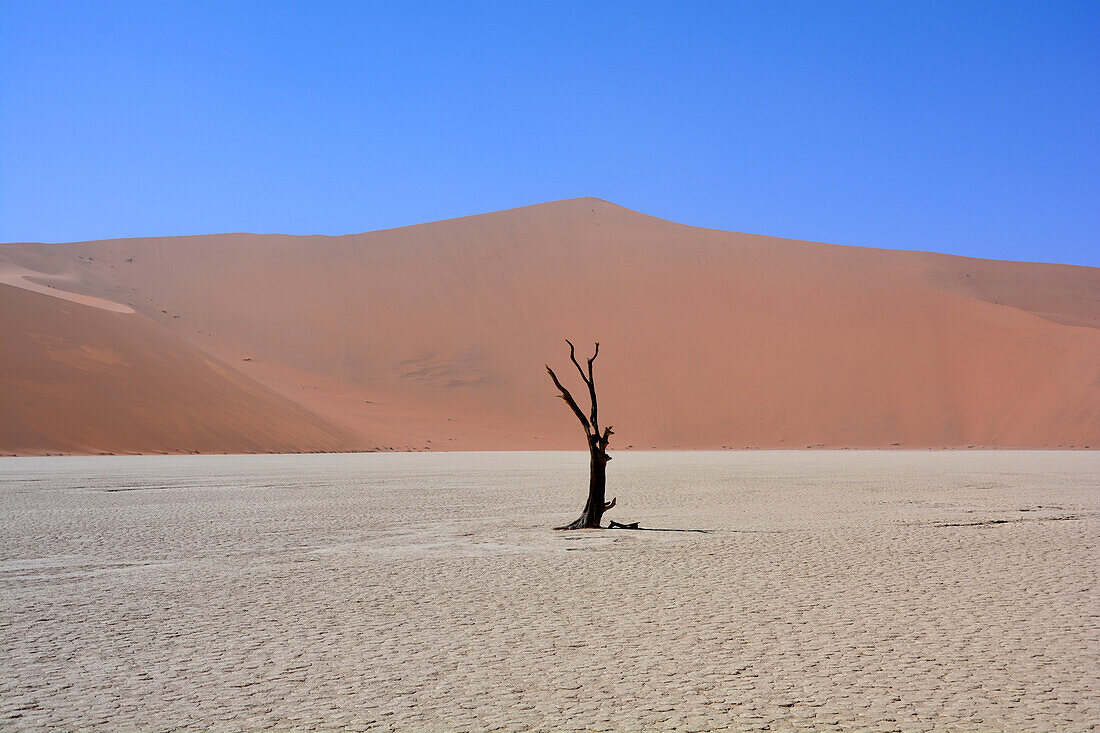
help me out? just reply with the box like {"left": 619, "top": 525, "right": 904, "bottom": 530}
{"left": 2, "top": 197, "right": 1098, "bottom": 454}
{"left": 0, "top": 285, "right": 366, "bottom": 455}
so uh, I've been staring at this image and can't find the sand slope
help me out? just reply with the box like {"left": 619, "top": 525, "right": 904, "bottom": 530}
{"left": 0, "top": 285, "right": 366, "bottom": 455}
{"left": 2, "top": 198, "right": 1098, "bottom": 453}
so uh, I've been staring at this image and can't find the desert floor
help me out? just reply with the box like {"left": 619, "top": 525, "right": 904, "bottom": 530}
{"left": 1, "top": 451, "right": 1097, "bottom": 732}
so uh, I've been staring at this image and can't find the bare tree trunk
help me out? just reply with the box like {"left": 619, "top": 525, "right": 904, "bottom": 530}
{"left": 547, "top": 341, "right": 616, "bottom": 529}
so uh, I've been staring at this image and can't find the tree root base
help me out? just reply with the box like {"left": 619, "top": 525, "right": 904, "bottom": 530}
{"left": 553, "top": 497, "right": 618, "bottom": 530}
{"left": 553, "top": 518, "right": 599, "bottom": 530}
{"left": 554, "top": 519, "right": 642, "bottom": 530}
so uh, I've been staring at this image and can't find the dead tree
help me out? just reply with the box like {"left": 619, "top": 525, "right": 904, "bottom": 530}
{"left": 546, "top": 340, "right": 616, "bottom": 529}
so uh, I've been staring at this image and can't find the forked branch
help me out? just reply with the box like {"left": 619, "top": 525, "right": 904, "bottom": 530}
{"left": 565, "top": 339, "right": 601, "bottom": 432}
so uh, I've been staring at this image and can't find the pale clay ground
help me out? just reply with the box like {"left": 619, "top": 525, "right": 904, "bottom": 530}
{"left": 1, "top": 451, "right": 1097, "bottom": 733}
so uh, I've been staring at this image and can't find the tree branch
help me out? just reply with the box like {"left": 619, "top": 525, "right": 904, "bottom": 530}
{"left": 565, "top": 339, "right": 591, "bottom": 387}
{"left": 564, "top": 340, "right": 601, "bottom": 433}
{"left": 586, "top": 342, "right": 599, "bottom": 384}
{"left": 586, "top": 342, "right": 600, "bottom": 431}
{"left": 546, "top": 365, "right": 591, "bottom": 435}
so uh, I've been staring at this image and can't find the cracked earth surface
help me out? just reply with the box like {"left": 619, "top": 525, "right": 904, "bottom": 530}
{"left": 1, "top": 451, "right": 1097, "bottom": 732}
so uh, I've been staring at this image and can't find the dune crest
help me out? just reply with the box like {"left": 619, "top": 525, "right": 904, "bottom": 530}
{"left": 2, "top": 198, "right": 1098, "bottom": 455}
{"left": 0, "top": 263, "right": 135, "bottom": 313}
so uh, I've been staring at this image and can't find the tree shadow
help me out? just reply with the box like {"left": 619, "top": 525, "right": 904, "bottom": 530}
{"left": 607, "top": 521, "right": 713, "bottom": 533}
{"left": 620, "top": 527, "right": 714, "bottom": 533}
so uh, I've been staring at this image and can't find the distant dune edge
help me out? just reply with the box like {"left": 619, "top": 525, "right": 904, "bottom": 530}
{"left": 2, "top": 198, "right": 1098, "bottom": 455}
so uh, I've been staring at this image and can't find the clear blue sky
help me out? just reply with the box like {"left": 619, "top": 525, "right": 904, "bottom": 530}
{"left": 2, "top": 1, "right": 1097, "bottom": 265}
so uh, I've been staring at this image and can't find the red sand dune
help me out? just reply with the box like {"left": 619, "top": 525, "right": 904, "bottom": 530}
{"left": 2, "top": 198, "right": 1098, "bottom": 454}
{"left": 0, "top": 285, "right": 364, "bottom": 455}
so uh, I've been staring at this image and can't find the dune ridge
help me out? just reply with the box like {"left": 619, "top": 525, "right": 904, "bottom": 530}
{"left": 2, "top": 197, "right": 1098, "bottom": 455}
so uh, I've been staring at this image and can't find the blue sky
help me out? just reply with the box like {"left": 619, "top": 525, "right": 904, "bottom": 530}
{"left": 2, "top": 1, "right": 1097, "bottom": 265}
